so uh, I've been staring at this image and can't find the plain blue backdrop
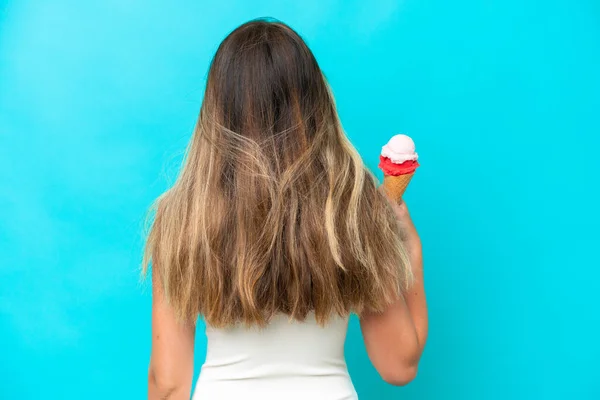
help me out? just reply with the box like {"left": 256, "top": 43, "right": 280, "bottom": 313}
{"left": 1, "top": 0, "right": 599, "bottom": 399}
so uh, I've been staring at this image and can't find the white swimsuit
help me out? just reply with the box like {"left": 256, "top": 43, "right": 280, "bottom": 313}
{"left": 193, "top": 313, "right": 358, "bottom": 400}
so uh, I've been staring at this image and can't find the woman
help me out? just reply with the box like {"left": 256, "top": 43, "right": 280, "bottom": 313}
{"left": 144, "top": 19, "right": 427, "bottom": 400}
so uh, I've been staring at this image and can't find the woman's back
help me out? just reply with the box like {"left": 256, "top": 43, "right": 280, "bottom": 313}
{"left": 194, "top": 314, "right": 357, "bottom": 400}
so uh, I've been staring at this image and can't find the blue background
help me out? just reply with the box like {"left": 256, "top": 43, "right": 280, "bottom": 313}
{"left": 1, "top": 1, "right": 599, "bottom": 399}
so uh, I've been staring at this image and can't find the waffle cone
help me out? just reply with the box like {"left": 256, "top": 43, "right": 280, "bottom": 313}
{"left": 383, "top": 173, "right": 414, "bottom": 202}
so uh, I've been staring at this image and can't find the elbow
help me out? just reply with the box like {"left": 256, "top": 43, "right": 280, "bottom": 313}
{"left": 149, "top": 367, "right": 186, "bottom": 399}
{"left": 379, "top": 363, "right": 418, "bottom": 386}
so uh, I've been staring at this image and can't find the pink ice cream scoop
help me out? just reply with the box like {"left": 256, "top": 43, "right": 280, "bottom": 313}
{"left": 381, "top": 134, "right": 419, "bottom": 164}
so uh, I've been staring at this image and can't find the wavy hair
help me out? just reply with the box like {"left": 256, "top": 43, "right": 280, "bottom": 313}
{"left": 143, "top": 19, "right": 412, "bottom": 327}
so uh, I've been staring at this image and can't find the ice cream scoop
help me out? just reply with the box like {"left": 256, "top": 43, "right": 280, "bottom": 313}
{"left": 380, "top": 134, "right": 418, "bottom": 164}
{"left": 378, "top": 134, "right": 419, "bottom": 201}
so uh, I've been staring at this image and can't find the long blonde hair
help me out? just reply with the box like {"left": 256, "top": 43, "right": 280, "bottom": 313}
{"left": 143, "top": 19, "right": 412, "bottom": 327}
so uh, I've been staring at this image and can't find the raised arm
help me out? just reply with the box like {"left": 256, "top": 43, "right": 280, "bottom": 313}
{"left": 360, "top": 199, "right": 428, "bottom": 386}
{"left": 148, "top": 268, "right": 196, "bottom": 400}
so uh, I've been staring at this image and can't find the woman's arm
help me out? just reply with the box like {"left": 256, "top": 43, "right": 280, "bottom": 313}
{"left": 395, "top": 200, "right": 428, "bottom": 355}
{"left": 148, "top": 268, "right": 196, "bottom": 400}
{"left": 360, "top": 199, "right": 428, "bottom": 386}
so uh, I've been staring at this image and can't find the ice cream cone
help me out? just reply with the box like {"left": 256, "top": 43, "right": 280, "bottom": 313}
{"left": 383, "top": 173, "right": 414, "bottom": 202}
{"left": 379, "top": 134, "right": 419, "bottom": 201}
